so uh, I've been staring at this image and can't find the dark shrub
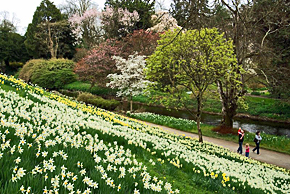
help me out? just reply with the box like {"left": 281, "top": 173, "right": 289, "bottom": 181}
{"left": 251, "top": 91, "right": 261, "bottom": 96}
{"left": 88, "top": 97, "right": 120, "bottom": 111}
{"left": 77, "top": 93, "right": 120, "bottom": 111}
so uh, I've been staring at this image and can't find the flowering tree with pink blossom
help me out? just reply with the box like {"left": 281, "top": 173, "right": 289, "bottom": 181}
{"left": 69, "top": 5, "right": 139, "bottom": 46}
{"left": 74, "top": 39, "right": 121, "bottom": 87}
{"left": 101, "top": 5, "right": 139, "bottom": 39}
{"left": 147, "top": 11, "right": 181, "bottom": 33}
{"left": 68, "top": 8, "right": 102, "bottom": 48}
{"left": 107, "top": 54, "right": 150, "bottom": 111}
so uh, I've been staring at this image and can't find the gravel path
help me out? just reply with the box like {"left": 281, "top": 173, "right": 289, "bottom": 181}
{"left": 144, "top": 121, "right": 290, "bottom": 170}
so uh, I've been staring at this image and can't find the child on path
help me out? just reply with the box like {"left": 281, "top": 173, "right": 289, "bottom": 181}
{"left": 245, "top": 143, "right": 250, "bottom": 157}
{"left": 237, "top": 129, "right": 244, "bottom": 154}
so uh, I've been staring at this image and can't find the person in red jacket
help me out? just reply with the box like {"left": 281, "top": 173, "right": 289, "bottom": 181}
{"left": 238, "top": 127, "right": 242, "bottom": 135}
{"left": 245, "top": 143, "right": 250, "bottom": 157}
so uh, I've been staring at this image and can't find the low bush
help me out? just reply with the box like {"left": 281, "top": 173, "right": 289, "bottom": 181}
{"left": 88, "top": 97, "right": 120, "bottom": 110}
{"left": 76, "top": 92, "right": 95, "bottom": 102}
{"left": 77, "top": 93, "right": 120, "bottom": 111}
{"left": 251, "top": 91, "right": 261, "bottom": 96}
{"left": 18, "top": 59, "right": 44, "bottom": 82}
{"left": 31, "top": 69, "right": 77, "bottom": 90}
{"left": 18, "top": 59, "right": 76, "bottom": 89}
{"left": 247, "top": 82, "right": 266, "bottom": 90}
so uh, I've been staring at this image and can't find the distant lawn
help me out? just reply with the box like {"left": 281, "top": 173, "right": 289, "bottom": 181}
{"left": 63, "top": 81, "right": 117, "bottom": 97}
{"left": 132, "top": 93, "right": 290, "bottom": 122}
{"left": 238, "top": 96, "right": 290, "bottom": 120}
{"left": 63, "top": 81, "right": 290, "bottom": 121}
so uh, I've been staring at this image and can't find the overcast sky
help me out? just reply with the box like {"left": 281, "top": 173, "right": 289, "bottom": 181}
{"left": 1, "top": 0, "right": 172, "bottom": 35}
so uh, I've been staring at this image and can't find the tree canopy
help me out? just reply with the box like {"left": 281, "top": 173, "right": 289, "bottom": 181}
{"left": 0, "top": 19, "right": 29, "bottom": 67}
{"left": 146, "top": 28, "right": 237, "bottom": 142}
{"left": 25, "top": 0, "right": 75, "bottom": 59}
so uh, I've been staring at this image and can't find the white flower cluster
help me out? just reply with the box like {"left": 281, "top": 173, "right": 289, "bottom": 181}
{"left": 107, "top": 54, "right": 151, "bottom": 98}
{"left": 0, "top": 83, "right": 177, "bottom": 193}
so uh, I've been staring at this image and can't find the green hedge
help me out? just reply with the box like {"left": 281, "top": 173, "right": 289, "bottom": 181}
{"left": 31, "top": 69, "right": 77, "bottom": 90}
{"left": 77, "top": 93, "right": 120, "bottom": 111}
{"left": 18, "top": 58, "right": 76, "bottom": 89}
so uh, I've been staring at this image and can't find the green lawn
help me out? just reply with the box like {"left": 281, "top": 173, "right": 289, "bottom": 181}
{"left": 132, "top": 93, "right": 290, "bottom": 122}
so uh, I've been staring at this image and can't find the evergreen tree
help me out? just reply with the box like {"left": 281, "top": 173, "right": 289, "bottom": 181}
{"left": 0, "top": 19, "right": 29, "bottom": 68}
{"left": 25, "top": 0, "right": 75, "bottom": 59}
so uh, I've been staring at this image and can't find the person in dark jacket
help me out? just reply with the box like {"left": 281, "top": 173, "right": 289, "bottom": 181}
{"left": 237, "top": 129, "right": 244, "bottom": 154}
{"left": 253, "top": 131, "right": 262, "bottom": 155}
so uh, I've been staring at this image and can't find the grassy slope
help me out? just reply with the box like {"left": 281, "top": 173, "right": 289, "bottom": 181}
{"left": 0, "top": 84, "right": 236, "bottom": 194}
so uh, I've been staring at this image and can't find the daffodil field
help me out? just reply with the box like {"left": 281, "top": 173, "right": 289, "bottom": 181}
{"left": 0, "top": 74, "right": 290, "bottom": 194}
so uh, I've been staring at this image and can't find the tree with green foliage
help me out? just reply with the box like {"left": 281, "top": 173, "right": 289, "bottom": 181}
{"left": 25, "top": 0, "right": 75, "bottom": 59}
{"left": 216, "top": 63, "right": 245, "bottom": 127}
{"left": 0, "top": 19, "right": 29, "bottom": 69}
{"left": 146, "top": 28, "right": 237, "bottom": 142}
{"left": 105, "top": 0, "right": 155, "bottom": 30}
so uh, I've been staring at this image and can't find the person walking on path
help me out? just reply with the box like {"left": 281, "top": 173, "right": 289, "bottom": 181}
{"left": 237, "top": 129, "right": 244, "bottom": 154}
{"left": 253, "top": 131, "right": 262, "bottom": 155}
{"left": 245, "top": 143, "right": 250, "bottom": 157}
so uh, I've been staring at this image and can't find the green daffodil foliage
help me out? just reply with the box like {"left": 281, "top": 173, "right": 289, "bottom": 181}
{"left": 146, "top": 28, "right": 237, "bottom": 142}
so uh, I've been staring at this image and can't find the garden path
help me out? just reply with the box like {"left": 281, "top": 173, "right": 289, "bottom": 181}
{"left": 144, "top": 121, "right": 290, "bottom": 170}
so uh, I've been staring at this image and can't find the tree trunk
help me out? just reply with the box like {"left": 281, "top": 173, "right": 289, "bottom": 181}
{"left": 217, "top": 80, "right": 236, "bottom": 128}
{"left": 222, "top": 108, "right": 234, "bottom": 127}
{"left": 4, "top": 59, "right": 10, "bottom": 66}
{"left": 130, "top": 95, "right": 133, "bottom": 112}
{"left": 196, "top": 95, "right": 203, "bottom": 143}
{"left": 47, "top": 22, "right": 56, "bottom": 58}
